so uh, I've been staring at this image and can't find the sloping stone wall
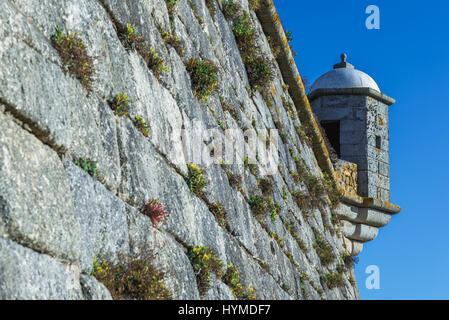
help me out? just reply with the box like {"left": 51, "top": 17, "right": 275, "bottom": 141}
{"left": 0, "top": 0, "right": 358, "bottom": 300}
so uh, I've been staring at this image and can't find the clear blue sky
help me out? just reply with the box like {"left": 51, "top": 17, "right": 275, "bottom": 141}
{"left": 274, "top": 0, "right": 449, "bottom": 299}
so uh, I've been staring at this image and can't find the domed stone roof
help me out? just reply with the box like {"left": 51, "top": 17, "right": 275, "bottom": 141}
{"left": 310, "top": 54, "right": 380, "bottom": 93}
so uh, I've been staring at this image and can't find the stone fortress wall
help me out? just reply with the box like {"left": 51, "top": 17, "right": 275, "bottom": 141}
{"left": 0, "top": 0, "right": 401, "bottom": 300}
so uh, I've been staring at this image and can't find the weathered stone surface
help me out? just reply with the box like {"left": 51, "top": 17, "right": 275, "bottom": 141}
{"left": 80, "top": 275, "right": 112, "bottom": 300}
{"left": 0, "top": 0, "right": 363, "bottom": 300}
{"left": 126, "top": 206, "right": 200, "bottom": 300}
{"left": 0, "top": 0, "right": 122, "bottom": 191}
{"left": 64, "top": 159, "right": 130, "bottom": 274}
{"left": 0, "top": 111, "right": 80, "bottom": 263}
{"left": 0, "top": 237, "right": 83, "bottom": 300}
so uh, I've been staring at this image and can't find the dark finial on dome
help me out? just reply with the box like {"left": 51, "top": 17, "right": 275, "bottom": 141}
{"left": 334, "top": 53, "right": 354, "bottom": 69}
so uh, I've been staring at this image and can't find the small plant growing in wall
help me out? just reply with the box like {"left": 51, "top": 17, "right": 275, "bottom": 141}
{"left": 249, "top": 0, "right": 261, "bottom": 11}
{"left": 165, "top": 0, "right": 180, "bottom": 14}
{"left": 205, "top": 0, "right": 216, "bottom": 18}
{"left": 188, "top": 245, "right": 223, "bottom": 296}
{"left": 322, "top": 172, "right": 342, "bottom": 208}
{"left": 141, "top": 199, "right": 168, "bottom": 230}
{"left": 161, "top": 31, "right": 185, "bottom": 57}
{"left": 119, "top": 24, "right": 168, "bottom": 79}
{"left": 208, "top": 202, "right": 227, "bottom": 228}
{"left": 74, "top": 158, "right": 98, "bottom": 179}
{"left": 312, "top": 227, "right": 335, "bottom": 266}
{"left": 134, "top": 115, "right": 150, "bottom": 137}
{"left": 222, "top": 0, "right": 241, "bottom": 19}
{"left": 222, "top": 2, "right": 274, "bottom": 94}
{"left": 122, "top": 24, "right": 146, "bottom": 53}
{"left": 186, "top": 164, "right": 207, "bottom": 196}
{"left": 258, "top": 178, "right": 273, "bottom": 196}
{"left": 321, "top": 272, "right": 345, "bottom": 290}
{"left": 291, "top": 190, "right": 313, "bottom": 214}
{"left": 109, "top": 93, "right": 130, "bottom": 117}
{"left": 185, "top": 58, "right": 219, "bottom": 102}
{"left": 51, "top": 26, "right": 95, "bottom": 92}
{"left": 223, "top": 263, "right": 257, "bottom": 300}
{"left": 188, "top": 0, "right": 205, "bottom": 25}
{"left": 148, "top": 48, "right": 169, "bottom": 79}
{"left": 268, "top": 197, "right": 280, "bottom": 223}
{"left": 249, "top": 194, "right": 267, "bottom": 217}
{"left": 92, "top": 255, "right": 172, "bottom": 300}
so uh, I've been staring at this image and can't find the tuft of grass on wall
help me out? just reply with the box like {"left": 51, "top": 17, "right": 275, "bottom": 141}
{"left": 186, "top": 164, "right": 207, "bottom": 196}
{"left": 134, "top": 115, "right": 150, "bottom": 137}
{"left": 223, "top": 263, "right": 257, "bottom": 300}
{"left": 248, "top": 0, "right": 261, "bottom": 11}
{"left": 161, "top": 31, "right": 185, "bottom": 57}
{"left": 188, "top": 245, "right": 223, "bottom": 296}
{"left": 185, "top": 58, "right": 219, "bottom": 102}
{"left": 222, "top": 1, "right": 274, "bottom": 96}
{"left": 74, "top": 158, "right": 98, "bottom": 179}
{"left": 92, "top": 255, "right": 172, "bottom": 300}
{"left": 321, "top": 272, "right": 345, "bottom": 289}
{"left": 120, "top": 24, "right": 168, "bottom": 79}
{"left": 109, "top": 92, "right": 130, "bottom": 117}
{"left": 165, "top": 0, "right": 180, "bottom": 14}
{"left": 51, "top": 26, "right": 95, "bottom": 92}
{"left": 312, "top": 227, "right": 335, "bottom": 266}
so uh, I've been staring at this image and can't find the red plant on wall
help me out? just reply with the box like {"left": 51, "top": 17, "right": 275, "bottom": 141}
{"left": 142, "top": 199, "right": 167, "bottom": 231}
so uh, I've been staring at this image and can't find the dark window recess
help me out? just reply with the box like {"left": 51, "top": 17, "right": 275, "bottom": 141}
{"left": 376, "top": 136, "right": 382, "bottom": 149}
{"left": 320, "top": 121, "right": 341, "bottom": 157}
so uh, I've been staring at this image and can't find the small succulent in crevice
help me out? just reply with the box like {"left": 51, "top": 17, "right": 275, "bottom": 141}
{"left": 188, "top": 245, "right": 223, "bottom": 296}
{"left": 74, "top": 158, "right": 98, "bottom": 178}
{"left": 185, "top": 58, "right": 219, "bottom": 102}
{"left": 258, "top": 178, "right": 273, "bottom": 196}
{"left": 141, "top": 199, "right": 168, "bottom": 231}
{"left": 109, "top": 93, "right": 130, "bottom": 117}
{"left": 186, "top": 164, "right": 207, "bottom": 196}
{"left": 223, "top": 263, "right": 257, "bottom": 300}
{"left": 226, "top": 171, "right": 243, "bottom": 189}
{"left": 322, "top": 172, "right": 342, "bottom": 208}
{"left": 290, "top": 171, "right": 300, "bottom": 184}
{"left": 134, "top": 115, "right": 150, "bottom": 137}
{"left": 205, "top": 0, "right": 216, "bottom": 18}
{"left": 91, "top": 254, "right": 172, "bottom": 300}
{"left": 248, "top": 0, "right": 261, "bottom": 11}
{"left": 208, "top": 202, "right": 227, "bottom": 228}
{"left": 119, "top": 24, "right": 169, "bottom": 80}
{"left": 161, "top": 31, "right": 185, "bottom": 57}
{"left": 51, "top": 26, "right": 95, "bottom": 92}
{"left": 222, "top": 2, "right": 274, "bottom": 95}
{"left": 220, "top": 98, "right": 239, "bottom": 120}
{"left": 121, "top": 23, "right": 146, "bottom": 53}
{"left": 269, "top": 231, "right": 284, "bottom": 248}
{"left": 222, "top": 0, "right": 241, "bottom": 20}
{"left": 321, "top": 272, "right": 345, "bottom": 290}
{"left": 312, "top": 227, "right": 335, "bottom": 266}
{"left": 188, "top": 0, "right": 204, "bottom": 25}
{"left": 148, "top": 47, "right": 170, "bottom": 79}
{"left": 268, "top": 198, "right": 280, "bottom": 223}
{"left": 291, "top": 190, "right": 313, "bottom": 214}
{"left": 248, "top": 194, "right": 267, "bottom": 217}
{"left": 165, "top": 0, "right": 180, "bottom": 14}
{"left": 341, "top": 252, "right": 359, "bottom": 270}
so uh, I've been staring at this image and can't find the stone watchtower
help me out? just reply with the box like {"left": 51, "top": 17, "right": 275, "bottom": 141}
{"left": 308, "top": 54, "right": 401, "bottom": 256}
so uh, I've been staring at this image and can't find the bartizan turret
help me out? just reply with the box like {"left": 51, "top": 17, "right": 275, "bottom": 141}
{"left": 309, "top": 54, "right": 401, "bottom": 256}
